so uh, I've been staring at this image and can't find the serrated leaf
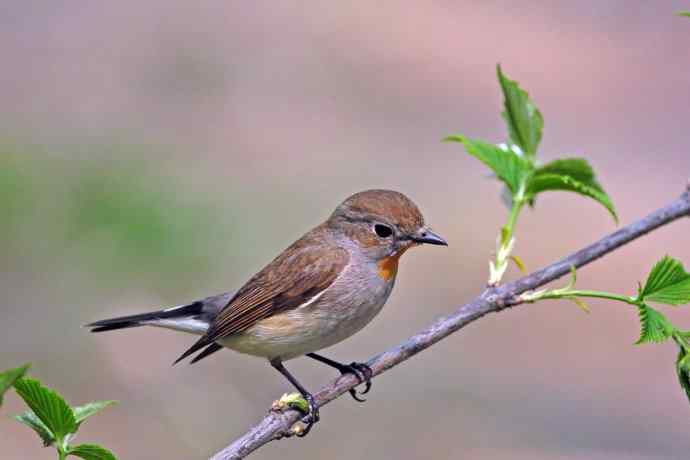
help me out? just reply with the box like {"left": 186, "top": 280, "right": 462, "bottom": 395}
{"left": 639, "top": 256, "right": 690, "bottom": 305}
{"left": 635, "top": 303, "right": 674, "bottom": 344}
{"left": 526, "top": 167, "right": 617, "bottom": 222}
{"left": 444, "top": 135, "right": 531, "bottom": 196}
{"left": 497, "top": 65, "right": 543, "bottom": 157}
{"left": 0, "top": 363, "right": 30, "bottom": 406}
{"left": 676, "top": 348, "right": 690, "bottom": 403}
{"left": 73, "top": 400, "right": 117, "bottom": 425}
{"left": 13, "top": 378, "right": 76, "bottom": 441}
{"left": 534, "top": 158, "right": 601, "bottom": 187}
{"left": 14, "top": 411, "right": 55, "bottom": 446}
{"left": 68, "top": 444, "right": 117, "bottom": 460}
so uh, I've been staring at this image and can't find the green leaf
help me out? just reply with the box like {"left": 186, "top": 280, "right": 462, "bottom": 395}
{"left": 526, "top": 158, "right": 617, "bottom": 222}
{"left": 678, "top": 11, "right": 690, "bottom": 17}
{"left": 68, "top": 444, "right": 117, "bottom": 460}
{"left": 509, "top": 254, "right": 526, "bottom": 273}
{"left": 635, "top": 303, "right": 674, "bottom": 344}
{"left": 533, "top": 158, "right": 601, "bottom": 187}
{"left": 639, "top": 256, "right": 690, "bottom": 305}
{"left": 676, "top": 348, "right": 690, "bottom": 403}
{"left": 14, "top": 411, "right": 55, "bottom": 446}
{"left": 73, "top": 400, "right": 117, "bottom": 425}
{"left": 0, "top": 363, "right": 30, "bottom": 405}
{"left": 566, "top": 296, "right": 590, "bottom": 313}
{"left": 444, "top": 135, "right": 531, "bottom": 196}
{"left": 13, "top": 378, "right": 77, "bottom": 442}
{"left": 497, "top": 64, "right": 543, "bottom": 158}
{"left": 274, "top": 392, "right": 310, "bottom": 415}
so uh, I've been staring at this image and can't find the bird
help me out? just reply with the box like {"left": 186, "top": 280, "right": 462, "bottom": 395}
{"left": 86, "top": 189, "right": 447, "bottom": 435}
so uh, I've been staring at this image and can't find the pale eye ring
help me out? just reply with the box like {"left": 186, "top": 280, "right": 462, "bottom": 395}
{"left": 373, "top": 224, "right": 393, "bottom": 238}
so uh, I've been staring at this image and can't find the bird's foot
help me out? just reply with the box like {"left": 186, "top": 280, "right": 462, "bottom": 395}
{"left": 339, "top": 361, "right": 373, "bottom": 402}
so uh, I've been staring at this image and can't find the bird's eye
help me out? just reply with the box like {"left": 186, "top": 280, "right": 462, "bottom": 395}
{"left": 374, "top": 224, "right": 393, "bottom": 238}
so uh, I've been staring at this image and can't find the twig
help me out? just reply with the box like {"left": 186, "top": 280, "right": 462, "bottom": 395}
{"left": 211, "top": 188, "right": 690, "bottom": 460}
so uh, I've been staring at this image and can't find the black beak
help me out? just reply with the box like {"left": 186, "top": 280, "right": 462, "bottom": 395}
{"left": 412, "top": 228, "right": 448, "bottom": 246}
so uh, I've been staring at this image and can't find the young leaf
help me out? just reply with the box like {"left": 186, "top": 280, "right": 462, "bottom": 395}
{"left": 13, "top": 378, "right": 77, "bottom": 442}
{"left": 443, "top": 135, "right": 531, "bottom": 196}
{"left": 526, "top": 165, "right": 617, "bottom": 222}
{"left": 676, "top": 348, "right": 690, "bottom": 403}
{"left": 73, "top": 400, "right": 117, "bottom": 425}
{"left": 497, "top": 65, "right": 543, "bottom": 158}
{"left": 509, "top": 254, "right": 527, "bottom": 273}
{"left": 639, "top": 256, "right": 690, "bottom": 305}
{"left": 635, "top": 303, "right": 674, "bottom": 344}
{"left": 273, "top": 392, "right": 310, "bottom": 415}
{"left": 565, "top": 296, "right": 590, "bottom": 313}
{"left": 68, "top": 444, "right": 117, "bottom": 460}
{"left": 0, "top": 363, "right": 30, "bottom": 405}
{"left": 15, "top": 411, "right": 55, "bottom": 446}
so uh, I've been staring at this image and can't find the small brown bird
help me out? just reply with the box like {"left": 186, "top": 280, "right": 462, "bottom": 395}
{"left": 87, "top": 189, "right": 446, "bottom": 434}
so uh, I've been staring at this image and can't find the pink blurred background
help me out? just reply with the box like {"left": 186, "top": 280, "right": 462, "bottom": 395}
{"left": 1, "top": 2, "right": 689, "bottom": 459}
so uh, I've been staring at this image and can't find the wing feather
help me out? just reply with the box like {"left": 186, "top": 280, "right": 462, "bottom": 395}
{"left": 174, "top": 240, "right": 348, "bottom": 364}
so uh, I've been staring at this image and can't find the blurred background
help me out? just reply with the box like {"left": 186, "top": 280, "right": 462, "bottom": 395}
{"left": 1, "top": 1, "right": 689, "bottom": 459}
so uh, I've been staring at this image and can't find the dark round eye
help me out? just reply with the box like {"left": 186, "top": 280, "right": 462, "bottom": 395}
{"left": 374, "top": 224, "right": 393, "bottom": 238}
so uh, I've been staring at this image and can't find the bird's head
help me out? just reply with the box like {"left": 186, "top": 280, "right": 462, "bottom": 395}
{"left": 327, "top": 189, "right": 447, "bottom": 278}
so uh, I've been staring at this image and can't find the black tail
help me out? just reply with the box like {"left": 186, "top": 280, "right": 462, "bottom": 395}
{"left": 86, "top": 302, "right": 204, "bottom": 333}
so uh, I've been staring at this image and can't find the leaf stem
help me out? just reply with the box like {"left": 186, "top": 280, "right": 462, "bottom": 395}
{"left": 674, "top": 331, "right": 690, "bottom": 353}
{"left": 489, "top": 196, "right": 525, "bottom": 285}
{"left": 538, "top": 289, "right": 637, "bottom": 306}
{"left": 505, "top": 197, "right": 524, "bottom": 237}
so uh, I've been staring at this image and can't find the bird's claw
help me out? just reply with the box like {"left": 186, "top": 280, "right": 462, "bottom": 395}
{"left": 340, "top": 361, "right": 373, "bottom": 402}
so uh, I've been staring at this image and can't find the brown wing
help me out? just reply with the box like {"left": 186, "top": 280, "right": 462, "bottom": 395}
{"left": 174, "top": 242, "right": 349, "bottom": 364}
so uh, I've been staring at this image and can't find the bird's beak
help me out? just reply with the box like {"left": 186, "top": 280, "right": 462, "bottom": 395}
{"left": 412, "top": 228, "right": 448, "bottom": 246}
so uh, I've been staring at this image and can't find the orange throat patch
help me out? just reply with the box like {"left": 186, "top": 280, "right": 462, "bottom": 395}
{"left": 377, "top": 245, "right": 413, "bottom": 281}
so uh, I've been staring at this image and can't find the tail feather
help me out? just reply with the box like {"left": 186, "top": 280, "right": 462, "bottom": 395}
{"left": 86, "top": 302, "right": 203, "bottom": 333}
{"left": 86, "top": 291, "right": 237, "bottom": 365}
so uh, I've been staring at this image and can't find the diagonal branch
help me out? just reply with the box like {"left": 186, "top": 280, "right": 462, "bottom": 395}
{"left": 211, "top": 187, "right": 690, "bottom": 460}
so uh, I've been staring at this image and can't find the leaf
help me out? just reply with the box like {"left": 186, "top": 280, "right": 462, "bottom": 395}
{"left": 14, "top": 411, "right": 55, "bottom": 446}
{"left": 73, "top": 400, "right": 117, "bottom": 425}
{"left": 676, "top": 348, "right": 690, "bottom": 403}
{"left": 566, "top": 296, "right": 590, "bottom": 313}
{"left": 0, "top": 363, "right": 30, "bottom": 406}
{"left": 639, "top": 256, "right": 690, "bottom": 305}
{"left": 533, "top": 158, "right": 601, "bottom": 186}
{"left": 635, "top": 303, "right": 674, "bottom": 344}
{"left": 444, "top": 135, "right": 532, "bottom": 196}
{"left": 526, "top": 157, "right": 617, "bottom": 222}
{"left": 13, "top": 378, "right": 77, "bottom": 442}
{"left": 68, "top": 444, "right": 117, "bottom": 460}
{"left": 678, "top": 11, "right": 690, "bottom": 17}
{"left": 509, "top": 255, "right": 526, "bottom": 273}
{"left": 273, "top": 392, "right": 310, "bottom": 415}
{"left": 497, "top": 64, "right": 543, "bottom": 157}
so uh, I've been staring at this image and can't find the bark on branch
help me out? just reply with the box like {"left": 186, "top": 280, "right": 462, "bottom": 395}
{"left": 211, "top": 187, "right": 690, "bottom": 460}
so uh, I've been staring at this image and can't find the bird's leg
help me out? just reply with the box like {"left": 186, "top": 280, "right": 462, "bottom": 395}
{"left": 270, "top": 359, "right": 319, "bottom": 437}
{"left": 305, "top": 353, "right": 373, "bottom": 402}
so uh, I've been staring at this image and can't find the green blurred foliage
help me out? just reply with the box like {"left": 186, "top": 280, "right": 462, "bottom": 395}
{"left": 0, "top": 143, "right": 227, "bottom": 291}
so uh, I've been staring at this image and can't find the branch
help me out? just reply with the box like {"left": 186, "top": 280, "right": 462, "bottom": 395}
{"left": 211, "top": 187, "right": 690, "bottom": 460}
